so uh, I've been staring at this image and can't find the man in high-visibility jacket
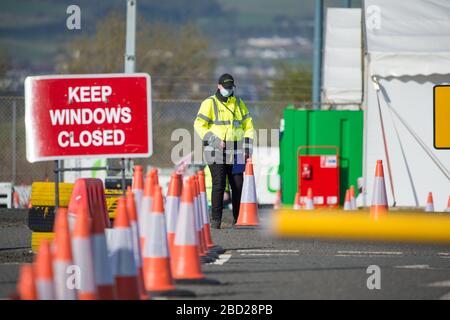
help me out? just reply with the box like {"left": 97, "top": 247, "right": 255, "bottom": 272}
{"left": 193, "top": 74, "right": 254, "bottom": 229}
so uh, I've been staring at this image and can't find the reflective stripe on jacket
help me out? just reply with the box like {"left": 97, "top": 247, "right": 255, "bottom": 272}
{"left": 193, "top": 95, "right": 254, "bottom": 143}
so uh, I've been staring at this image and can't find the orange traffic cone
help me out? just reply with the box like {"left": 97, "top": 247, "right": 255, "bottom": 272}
{"left": 126, "top": 187, "right": 148, "bottom": 300}
{"left": 17, "top": 264, "right": 37, "bottom": 300}
{"left": 112, "top": 197, "right": 140, "bottom": 300}
{"left": 274, "top": 190, "right": 281, "bottom": 210}
{"left": 293, "top": 192, "right": 301, "bottom": 210}
{"left": 304, "top": 188, "right": 315, "bottom": 210}
{"left": 191, "top": 176, "right": 214, "bottom": 263}
{"left": 198, "top": 170, "right": 224, "bottom": 254}
{"left": 132, "top": 165, "right": 144, "bottom": 222}
{"left": 91, "top": 199, "right": 115, "bottom": 300}
{"left": 53, "top": 208, "right": 77, "bottom": 300}
{"left": 425, "top": 192, "right": 434, "bottom": 212}
{"left": 166, "top": 173, "right": 182, "bottom": 257}
{"left": 349, "top": 185, "right": 357, "bottom": 210}
{"left": 72, "top": 206, "right": 97, "bottom": 299}
{"left": 35, "top": 239, "right": 55, "bottom": 300}
{"left": 343, "top": 189, "right": 351, "bottom": 211}
{"left": 143, "top": 186, "right": 176, "bottom": 293}
{"left": 370, "top": 160, "right": 388, "bottom": 220}
{"left": 446, "top": 196, "right": 450, "bottom": 212}
{"left": 236, "top": 159, "right": 259, "bottom": 226}
{"left": 140, "top": 171, "right": 156, "bottom": 249}
{"left": 172, "top": 180, "right": 206, "bottom": 283}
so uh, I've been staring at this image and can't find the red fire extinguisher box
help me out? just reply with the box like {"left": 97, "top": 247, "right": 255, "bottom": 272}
{"left": 298, "top": 146, "right": 340, "bottom": 208}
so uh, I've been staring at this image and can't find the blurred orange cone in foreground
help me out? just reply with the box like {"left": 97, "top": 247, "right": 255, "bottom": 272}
{"left": 140, "top": 171, "right": 156, "bottom": 249}
{"left": 446, "top": 196, "right": 450, "bottom": 212}
{"left": 113, "top": 197, "right": 140, "bottom": 300}
{"left": 72, "top": 206, "right": 97, "bottom": 300}
{"left": 126, "top": 188, "right": 147, "bottom": 299}
{"left": 17, "top": 264, "right": 37, "bottom": 300}
{"left": 132, "top": 165, "right": 144, "bottom": 222}
{"left": 53, "top": 208, "right": 77, "bottom": 300}
{"left": 370, "top": 160, "right": 388, "bottom": 220}
{"left": 35, "top": 239, "right": 55, "bottom": 300}
{"left": 236, "top": 159, "right": 259, "bottom": 226}
{"left": 166, "top": 173, "right": 181, "bottom": 257}
{"left": 425, "top": 192, "right": 434, "bottom": 212}
{"left": 274, "top": 190, "right": 281, "bottom": 210}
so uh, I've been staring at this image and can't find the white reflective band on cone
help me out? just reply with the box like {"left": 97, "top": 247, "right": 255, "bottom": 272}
{"left": 174, "top": 202, "right": 197, "bottom": 246}
{"left": 139, "top": 197, "right": 152, "bottom": 234}
{"left": 165, "top": 196, "right": 179, "bottom": 234}
{"left": 72, "top": 238, "right": 97, "bottom": 294}
{"left": 54, "top": 261, "right": 77, "bottom": 300}
{"left": 36, "top": 280, "right": 55, "bottom": 300}
{"left": 350, "top": 198, "right": 357, "bottom": 210}
{"left": 371, "top": 177, "right": 388, "bottom": 206}
{"left": 92, "top": 234, "right": 114, "bottom": 285}
{"left": 144, "top": 214, "right": 169, "bottom": 258}
{"left": 200, "top": 192, "right": 210, "bottom": 224}
{"left": 425, "top": 204, "right": 435, "bottom": 212}
{"left": 133, "top": 189, "right": 143, "bottom": 222}
{"left": 193, "top": 195, "right": 202, "bottom": 232}
{"left": 241, "top": 175, "right": 257, "bottom": 203}
{"left": 111, "top": 228, "right": 138, "bottom": 276}
{"left": 130, "top": 221, "right": 143, "bottom": 268}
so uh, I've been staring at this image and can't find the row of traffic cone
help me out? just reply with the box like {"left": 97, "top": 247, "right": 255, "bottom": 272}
{"left": 15, "top": 166, "right": 228, "bottom": 300}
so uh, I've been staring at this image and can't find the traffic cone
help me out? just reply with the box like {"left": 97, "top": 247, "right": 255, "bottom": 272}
{"left": 126, "top": 187, "right": 147, "bottom": 299}
{"left": 236, "top": 159, "right": 259, "bottom": 226}
{"left": 91, "top": 199, "right": 115, "bottom": 300}
{"left": 190, "top": 177, "right": 209, "bottom": 262}
{"left": 198, "top": 170, "right": 224, "bottom": 254}
{"left": 172, "top": 179, "right": 205, "bottom": 282}
{"left": 343, "top": 189, "right": 351, "bottom": 211}
{"left": 274, "top": 190, "right": 281, "bottom": 210}
{"left": 17, "top": 264, "right": 37, "bottom": 300}
{"left": 140, "top": 171, "right": 156, "bottom": 249}
{"left": 143, "top": 186, "right": 176, "bottom": 293}
{"left": 166, "top": 173, "right": 182, "bottom": 258}
{"left": 370, "top": 160, "right": 388, "bottom": 220}
{"left": 132, "top": 165, "right": 144, "bottom": 222}
{"left": 53, "top": 208, "right": 77, "bottom": 300}
{"left": 112, "top": 197, "right": 140, "bottom": 300}
{"left": 72, "top": 206, "right": 97, "bottom": 299}
{"left": 35, "top": 239, "right": 55, "bottom": 300}
{"left": 304, "top": 187, "right": 315, "bottom": 210}
{"left": 349, "top": 185, "right": 357, "bottom": 210}
{"left": 446, "top": 196, "right": 450, "bottom": 212}
{"left": 293, "top": 192, "right": 301, "bottom": 210}
{"left": 425, "top": 192, "right": 434, "bottom": 212}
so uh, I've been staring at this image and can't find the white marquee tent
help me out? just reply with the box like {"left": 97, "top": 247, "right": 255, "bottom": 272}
{"left": 362, "top": 0, "right": 450, "bottom": 211}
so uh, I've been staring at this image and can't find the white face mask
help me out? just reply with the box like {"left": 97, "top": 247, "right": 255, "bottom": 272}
{"left": 220, "top": 87, "right": 233, "bottom": 97}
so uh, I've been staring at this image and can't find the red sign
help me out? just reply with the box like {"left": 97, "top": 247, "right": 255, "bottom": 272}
{"left": 24, "top": 73, "right": 152, "bottom": 162}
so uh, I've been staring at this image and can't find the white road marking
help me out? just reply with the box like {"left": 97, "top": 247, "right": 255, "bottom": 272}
{"left": 237, "top": 249, "right": 299, "bottom": 253}
{"left": 427, "top": 280, "right": 450, "bottom": 288}
{"left": 240, "top": 253, "right": 299, "bottom": 256}
{"left": 209, "top": 254, "right": 232, "bottom": 265}
{"left": 437, "top": 252, "right": 450, "bottom": 256}
{"left": 337, "top": 251, "right": 403, "bottom": 256}
{"left": 394, "top": 265, "right": 431, "bottom": 270}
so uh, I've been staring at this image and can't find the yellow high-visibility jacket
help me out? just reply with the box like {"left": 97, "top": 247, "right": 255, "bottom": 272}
{"left": 193, "top": 95, "right": 254, "bottom": 143}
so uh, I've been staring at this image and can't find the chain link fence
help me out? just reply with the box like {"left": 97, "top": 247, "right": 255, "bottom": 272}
{"left": 0, "top": 96, "right": 292, "bottom": 184}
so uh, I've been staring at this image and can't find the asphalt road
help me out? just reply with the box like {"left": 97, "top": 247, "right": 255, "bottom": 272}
{"left": 1, "top": 208, "right": 450, "bottom": 300}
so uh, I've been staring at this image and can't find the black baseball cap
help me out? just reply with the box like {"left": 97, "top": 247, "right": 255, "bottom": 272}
{"left": 218, "top": 73, "right": 236, "bottom": 89}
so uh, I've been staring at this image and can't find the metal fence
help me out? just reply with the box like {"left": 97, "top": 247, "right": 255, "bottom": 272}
{"left": 0, "top": 96, "right": 290, "bottom": 184}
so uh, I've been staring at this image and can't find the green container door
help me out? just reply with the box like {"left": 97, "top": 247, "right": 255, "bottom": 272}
{"left": 280, "top": 108, "right": 363, "bottom": 205}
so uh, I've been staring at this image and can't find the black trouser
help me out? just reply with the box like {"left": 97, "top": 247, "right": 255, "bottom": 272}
{"left": 208, "top": 163, "right": 243, "bottom": 222}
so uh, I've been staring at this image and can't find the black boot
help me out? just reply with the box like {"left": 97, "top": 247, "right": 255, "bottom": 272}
{"left": 211, "top": 219, "right": 221, "bottom": 229}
